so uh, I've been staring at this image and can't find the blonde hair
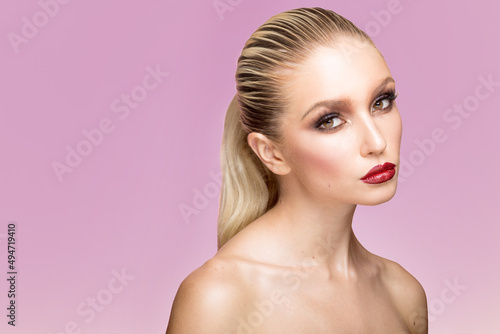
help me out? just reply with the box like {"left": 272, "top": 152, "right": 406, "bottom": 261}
{"left": 217, "top": 7, "right": 374, "bottom": 248}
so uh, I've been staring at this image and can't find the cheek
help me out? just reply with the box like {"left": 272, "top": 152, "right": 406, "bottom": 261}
{"left": 287, "top": 135, "right": 354, "bottom": 180}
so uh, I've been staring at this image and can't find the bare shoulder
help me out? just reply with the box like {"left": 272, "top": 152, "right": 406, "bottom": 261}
{"left": 377, "top": 256, "right": 428, "bottom": 334}
{"left": 165, "top": 256, "right": 248, "bottom": 334}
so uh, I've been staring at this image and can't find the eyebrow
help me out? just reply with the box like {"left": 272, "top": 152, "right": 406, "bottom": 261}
{"left": 301, "top": 77, "right": 396, "bottom": 120}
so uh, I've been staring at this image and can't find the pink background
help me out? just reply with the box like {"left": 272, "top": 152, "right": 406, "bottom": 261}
{"left": 1, "top": 0, "right": 499, "bottom": 333}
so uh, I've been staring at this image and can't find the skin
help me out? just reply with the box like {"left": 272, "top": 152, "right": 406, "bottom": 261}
{"left": 166, "top": 38, "right": 428, "bottom": 334}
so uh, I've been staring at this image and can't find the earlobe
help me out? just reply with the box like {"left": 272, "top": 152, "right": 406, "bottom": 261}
{"left": 247, "top": 133, "right": 290, "bottom": 175}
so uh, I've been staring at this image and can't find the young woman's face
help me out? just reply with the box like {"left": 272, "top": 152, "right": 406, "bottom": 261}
{"left": 278, "top": 38, "right": 402, "bottom": 206}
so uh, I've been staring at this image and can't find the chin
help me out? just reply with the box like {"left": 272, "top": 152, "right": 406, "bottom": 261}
{"left": 361, "top": 194, "right": 396, "bottom": 206}
{"left": 358, "top": 182, "right": 399, "bottom": 206}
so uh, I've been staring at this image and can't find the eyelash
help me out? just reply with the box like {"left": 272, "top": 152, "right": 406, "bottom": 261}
{"left": 314, "top": 90, "right": 399, "bottom": 132}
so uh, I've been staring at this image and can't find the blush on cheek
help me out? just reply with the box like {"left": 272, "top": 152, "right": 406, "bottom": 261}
{"left": 290, "top": 139, "right": 349, "bottom": 185}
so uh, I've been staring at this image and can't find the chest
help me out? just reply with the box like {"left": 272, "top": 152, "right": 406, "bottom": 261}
{"left": 237, "top": 277, "right": 410, "bottom": 334}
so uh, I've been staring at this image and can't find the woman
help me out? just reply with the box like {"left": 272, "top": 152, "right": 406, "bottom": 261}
{"left": 166, "top": 7, "right": 428, "bottom": 333}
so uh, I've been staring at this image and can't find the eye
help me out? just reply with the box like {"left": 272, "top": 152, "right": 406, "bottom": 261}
{"left": 315, "top": 113, "right": 345, "bottom": 132}
{"left": 373, "top": 98, "right": 390, "bottom": 110}
{"left": 372, "top": 92, "right": 398, "bottom": 112}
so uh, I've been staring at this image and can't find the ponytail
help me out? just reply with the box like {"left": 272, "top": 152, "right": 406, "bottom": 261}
{"left": 217, "top": 94, "right": 279, "bottom": 249}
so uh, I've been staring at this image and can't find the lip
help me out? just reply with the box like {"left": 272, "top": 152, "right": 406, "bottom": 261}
{"left": 361, "top": 162, "right": 396, "bottom": 184}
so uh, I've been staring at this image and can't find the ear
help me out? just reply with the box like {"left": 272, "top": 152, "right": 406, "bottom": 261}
{"left": 246, "top": 132, "right": 290, "bottom": 175}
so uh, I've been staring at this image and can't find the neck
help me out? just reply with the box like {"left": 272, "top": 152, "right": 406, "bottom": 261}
{"left": 263, "top": 192, "right": 368, "bottom": 278}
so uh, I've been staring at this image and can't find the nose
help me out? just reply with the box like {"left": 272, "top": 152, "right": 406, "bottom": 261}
{"left": 359, "top": 116, "right": 387, "bottom": 157}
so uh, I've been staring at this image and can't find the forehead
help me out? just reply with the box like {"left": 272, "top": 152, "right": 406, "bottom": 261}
{"left": 284, "top": 39, "right": 392, "bottom": 110}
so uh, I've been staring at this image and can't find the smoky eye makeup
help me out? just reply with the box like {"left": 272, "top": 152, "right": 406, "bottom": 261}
{"left": 372, "top": 88, "right": 398, "bottom": 111}
{"left": 312, "top": 88, "right": 399, "bottom": 132}
{"left": 313, "top": 110, "right": 344, "bottom": 132}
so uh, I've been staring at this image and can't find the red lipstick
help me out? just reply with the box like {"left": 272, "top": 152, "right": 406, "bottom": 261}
{"left": 361, "top": 162, "right": 396, "bottom": 184}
